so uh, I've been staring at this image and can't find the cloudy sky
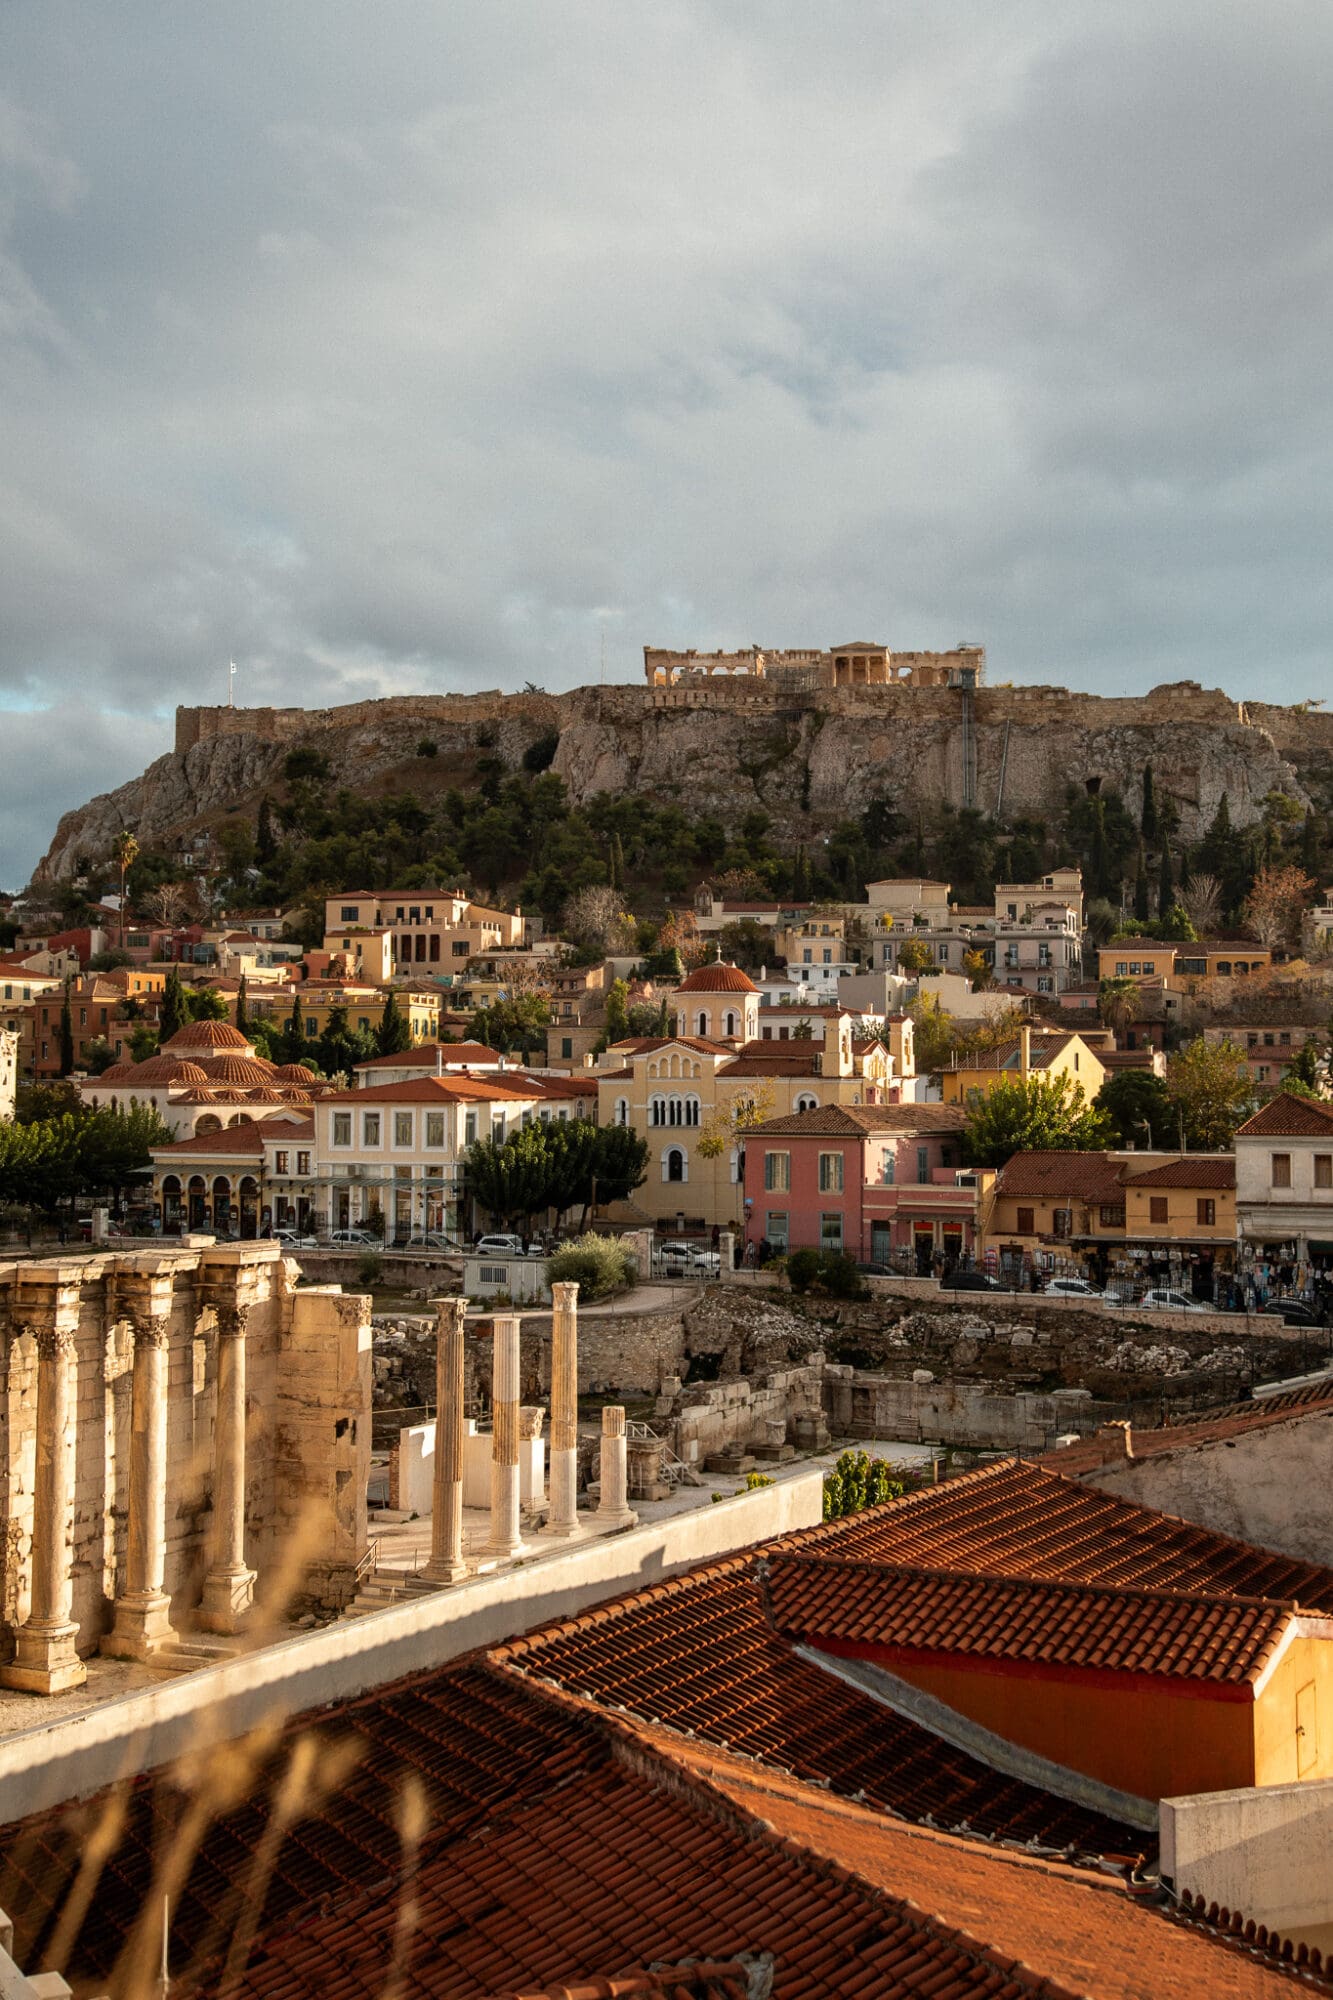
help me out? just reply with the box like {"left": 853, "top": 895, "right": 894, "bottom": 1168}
{"left": 2, "top": 2, "right": 1331, "bottom": 884}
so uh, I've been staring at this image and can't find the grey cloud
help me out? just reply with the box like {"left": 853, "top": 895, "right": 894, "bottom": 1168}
{"left": 0, "top": 2, "right": 1330, "bottom": 883}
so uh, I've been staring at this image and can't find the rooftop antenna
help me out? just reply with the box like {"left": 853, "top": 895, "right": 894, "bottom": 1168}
{"left": 228, "top": 659, "right": 237, "bottom": 709}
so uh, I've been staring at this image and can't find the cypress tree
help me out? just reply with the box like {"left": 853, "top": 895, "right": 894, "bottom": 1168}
{"left": 1133, "top": 846, "right": 1150, "bottom": 922}
{"left": 282, "top": 994, "right": 305, "bottom": 1066}
{"left": 1158, "top": 844, "right": 1175, "bottom": 922}
{"left": 376, "top": 989, "right": 412, "bottom": 1056}
{"left": 1141, "top": 764, "right": 1159, "bottom": 846}
{"left": 58, "top": 980, "right": 75, "bottom": 1077}
{"left": 235, "top": 972, "right": 250, "bottom": 1037}
{"left": 255, "top": 796, "right": 277, "bottom": 866}
{"left": 159, "top": 965, "right": 186, "bottom": 1043}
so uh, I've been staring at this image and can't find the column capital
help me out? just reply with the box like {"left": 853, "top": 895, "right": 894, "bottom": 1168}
{"left": 213, "top": 1303, "right": 250, "bottom": 1340}
{"left": 24, "top": 1319, "right": 78, "bottom": 1360}
{"left": 130, "top": 1314, "right": 172, "bottom": 1350}
{"left": 432, "top": 1296, "right": 468, "bottom": 1335}
{"left": 601, "top": 1404, "right": 626, "bottom": 1438}
{"left": 551, "top": 1280, "right": 580, "bottom": 1311}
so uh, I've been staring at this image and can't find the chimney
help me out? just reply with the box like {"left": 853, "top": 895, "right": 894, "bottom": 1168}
{"left": 1097, "top": 1419, "right": 1133, "bottom": 1460}
{"left": 1020, "top": 1023, "right": 1032, "bottom": 1078}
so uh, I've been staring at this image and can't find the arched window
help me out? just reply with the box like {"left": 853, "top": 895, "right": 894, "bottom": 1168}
{"left": 795, "top": 1092, "right": 818, "bottom": 1113}
{"left": 650, "top": 1096, "right": 665, "bottom": 1126}
{"left": 196, "top": 1114, "right": 222, "bottom": 1134}
{"left": 723, "top": 1010, "right": 737, "bottom": 1037}
{"left": 685, "top": 1095, "right": 700, "bottom": 1126}
{"left": 664, "top": 1147, "right": 687, "bottom": 1184}
{"left": 695, "top": 1010, "right": 709, "bottom": 1037}
{"left": 615, "top": 1097, "right": 629, "bottom": 1126}
{"left": 668, "top": 1095, "right": 683, "bottom": 1126}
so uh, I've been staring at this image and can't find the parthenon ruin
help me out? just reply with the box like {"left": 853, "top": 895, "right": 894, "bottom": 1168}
{"left": 643, "top": 639, "right": 985, "bottom": 690}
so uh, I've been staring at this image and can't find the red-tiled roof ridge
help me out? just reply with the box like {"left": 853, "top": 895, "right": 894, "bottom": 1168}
{"left": 481, "top": 1963, "right": 762, "bottom": 2000}
{"left": 1045, "top": 1381, "right": 1333, "bottom": 1475}
{"left": 1236, "top": 1094, "right": 1333, "bottom": 1137}
{"left": 761, "top": 1552, "right": 1303, "bottom": 1684}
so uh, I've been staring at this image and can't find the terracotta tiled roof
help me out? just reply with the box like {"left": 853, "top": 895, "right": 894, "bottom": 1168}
{"left": 951, "top": 1031, "right": 1087, "bottom": 1074}
{"left": 160, "top": 1021, "right": 252, "bottom": 1052}
{"left": 494, "top": 1557, "right": 1137, "bottom": 1858}
{"left": 745, "top": 1104, "right": 966, "bottom": 1138}
{"left": 610, "top": 1036, "right": 732, "bottom": 1058}
{"left": 481, "top": 1966, "right": 759, "bottom": 2000}
{"left": 676, "top": 963, "right": 759, "bottom": 994}
{"left": 764, "top": 1554, "right": 1297, "bottom": 1684}
{"left": 995, "top": 1152, "right": 1126, "bottom": 1202}
{"left": 1236, "top": 1094, "right": 1333, "bottom": 1138}
{"left": 1045, "top": 1381, "right": 1333, "bottom": 1476}
{"left": 320, "top": 1074, "right": 536, "bottom": 1104}
{"left": 355, "top": 1040, "right": 504, "bottom": 1068}
{"left": 795, "top": 1460, "right": 1333, "bottom": 1610}
{"left": 1125, "top": 1157, "right": 1236, "bottom": 1190}
{"left": 152, "top": 1120, "right": 269, "bottom": 1157}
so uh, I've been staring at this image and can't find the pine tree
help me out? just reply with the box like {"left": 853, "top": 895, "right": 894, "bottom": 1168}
{"left": 1133, "top": 846, "right": 1150, "bottom": 922}
{"left": 1141, "top": 764, "right": 1158, "bottom": 846}
{"left": 1158, "top": 843, "right": 1175, "bottom": 922}
{"left": 58, "top": 980, "right": 74, "bottom": 1077}
{"left": 159, "top": 965, "right": 187, "bottom": 1043}
{"left": 376, "top": 989, "right": 412, "bottom": 1056}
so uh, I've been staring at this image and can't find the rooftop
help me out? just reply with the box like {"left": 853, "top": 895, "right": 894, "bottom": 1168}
{"left": 746, "top": 1104, "right": 967, "bottom": 1138}
{"left": 996, "top": 1152, "right": 1127, "bottom": 1203}
{"left": 675, "top": 963, "right": 759, "bottom": 995}
{"left": 1236, "top": 1094, "right": 1333, "bottom": 1138}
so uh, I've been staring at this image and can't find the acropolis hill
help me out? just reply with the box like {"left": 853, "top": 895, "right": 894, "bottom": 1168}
{"left": 34, "top": 668, "right": 1333, "bottom": 881}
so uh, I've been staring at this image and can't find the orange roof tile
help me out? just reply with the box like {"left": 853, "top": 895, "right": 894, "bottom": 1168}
{"left": 995, "top": 1152, "right": 1126, "bottom": 1203}
{"left": 764, "top": 1555, "right": 1296, "bottom": 1684}
{"left": 676, "top": 963, "right": 758, "bottom": 994}
{"left": 1045, "top": 1382, "right": 1333, "bottom": 1476}
{"left": 1236, "top": 1094, "right": 1333, "bottom": 1137}
{"left": 1125, "top": 1157, "right": 1236, "bottom": 1189}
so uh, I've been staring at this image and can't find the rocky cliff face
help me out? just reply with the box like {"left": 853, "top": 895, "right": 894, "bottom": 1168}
{"left": 33, "top": 678, "right": 1319, "bottom": 882}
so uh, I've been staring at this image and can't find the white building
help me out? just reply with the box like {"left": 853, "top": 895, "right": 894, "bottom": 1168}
{"left": 1234, "top": 1092, "right": 1333, "bottom": 1268}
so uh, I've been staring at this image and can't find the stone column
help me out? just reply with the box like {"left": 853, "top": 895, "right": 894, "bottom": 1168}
{"left": 423, "top": 1298, "right": 467, "bottom": 1583}
{"left": 2, "top": 1315, "right": 86, "bottom": 1694}
{"left": 543, "top": 1281, "right": 579, "bottom": 1536}
{"left": 484, "top": 1313, "right": 524, "bottom": 1560}
{"left": 595, "top": 1405, "right": 637, "bottom": 1531}
{"left": 199, "top": 1302, "right": 257, "bottom": 1633}
{"left": 103, "top": 1314, "right": 176, "bottom": 1659}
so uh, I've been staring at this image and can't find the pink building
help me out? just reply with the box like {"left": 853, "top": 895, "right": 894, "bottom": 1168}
{"left": 742, "top": 1103, "right": 984, "bottom": 1270}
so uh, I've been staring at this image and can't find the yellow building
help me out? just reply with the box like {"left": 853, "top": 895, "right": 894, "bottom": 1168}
{"left": 1120, "top": 1156, "right": 1237, "bottom": 1256}
{"left": 246, "top": 981, "right": 440, "bottom": 1046}
{"left": 1098, "top": 938, "right": 1273, "bottom": 986}
{"left": 597, "top": 1014, "right": 893, "bottom": 1231}
{"left": 937, "top": 1026, "right": 1106, "bottom": 1106}
{"left": 985, "top": 1150, "right": 1236, "bottom": 1288}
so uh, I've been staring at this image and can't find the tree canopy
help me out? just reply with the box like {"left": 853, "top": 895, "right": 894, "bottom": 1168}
{"left": 962, "top": 1072, "right": 1112, "bottom": 1169}
{"left": 464, "top": 1118, "right": 648, "bottom": 1229}
{"left": 1163, "top": 1038, "right": 1254, "bottom": 1150}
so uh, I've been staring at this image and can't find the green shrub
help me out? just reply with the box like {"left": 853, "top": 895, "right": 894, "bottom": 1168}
{"left": 785, "top": 1248, "right": 867, "bottom": 1298}
{"left": 356, "top": 1253, "right": 383, "bottom": 1289}
{"left": 744, "top": 1471, "right": 775, "bottom": 1490}
{"left": 822, "top": 1448, "right": 905, "bottom": 1520}
{"left": 416, "top": 738, "right": 438, "bottom": 758}
{"left": 545, "top": 1232, "right": 634, "bottom": 1301}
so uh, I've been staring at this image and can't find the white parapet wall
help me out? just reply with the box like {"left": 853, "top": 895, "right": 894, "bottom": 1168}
{"left": 1162, "top": 1778, "right": 1333, "bottom": 1945}
{"left": 0, "top": 1469, "right": 824, "bottom": 1822}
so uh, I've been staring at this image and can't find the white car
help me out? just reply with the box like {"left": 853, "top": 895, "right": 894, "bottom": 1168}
{"left": 1110, "top": 1286, "right": 1209, "bottom": 1314}
{"left": 475, "top": 1233, "right": 527, "bottom": 1257}
{"left": 327, "top": 1228, "right": 381, "bottom": 1248}
{"left": 275, "top": 1230, "right": 318, "bottom": 1250}
{"left": 1044, "top": 1277, "right": 1103, "bottom": 1299}
{"left": 658, "top": 1240, "right": 721, "bottom": 1274}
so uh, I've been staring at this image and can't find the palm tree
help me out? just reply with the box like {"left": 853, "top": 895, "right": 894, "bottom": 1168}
{"left": 1097, "top": 976, "right": 1139, "bottom": 1039}
{"left": 113, "top": 830, "right": 140, "bottom": 951}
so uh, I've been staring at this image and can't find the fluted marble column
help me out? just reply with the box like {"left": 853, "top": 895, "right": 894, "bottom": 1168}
{"left": 423, "top": 1297, "right": 468, "bottom": 1583}
{"left": 199, "top": 1302, "right": 257, "bottom": 1633}
{"left": 595, "top": 1405, "right": 637, "bottom": 1531}
{"left": 104, "top": 1313, "right": 176, "bottom": 1659}
{"left": 2, "top": 1314, "right": 86, "bottom": 1693}
{"left": 543, "top": 1282, "right": 579, "bottom": 1536}
{"left": 484, "top": 1314, "right": 524, "bottom": 1560}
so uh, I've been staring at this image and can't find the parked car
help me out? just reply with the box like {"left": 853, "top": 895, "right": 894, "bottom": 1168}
{"left": 475, "top": 1233, "right": 527, "bottom": 1257}
{"left": 327, "top": 1228, "right": 381, "bottom": 1248}
{"left": 1260, "top": 1297, "right": 1324, "bottom": 1326}
{"left": 937, "top": 1270, "right": 1003, "bottom": 1293}
{"left": 1044, "top": 1277, "right": 1104, "bottom": 1299}
{"left": 275, "top": 1230, "right": 318, "bottom": 1250}
{"left": 405, "top": 1231, "right": 465, "bottom": 1253}
{"left": 1108, "top": 1287, "right": 1208, "bottom": 1314}
{"left": 659, "top": 1240, "right": 720, "bottom": 1274}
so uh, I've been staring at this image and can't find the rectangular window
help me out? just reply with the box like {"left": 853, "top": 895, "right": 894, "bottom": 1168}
{"left": 362, "top": 1112, "right": 381, "bottom": 1147}
{"left": 561, "top": 1037, "right": 573, "bottom": 1058}
{"left": 764, "top": 1151, "right": 791, "bottom": 1192}
{"left": 821, "top": 1211, "right": 843, "bottom": 1251}
{"left": 1317, "top": 1155, "right": 1333, "bottom": 1190}
{"left": 394, "top": 1112, "right": 413, "bottom": 1147}
{"left": 465, "top": 1112, "right": 478, "bottom": 1145}
{"left": 765, "top": 1211, "right": 789, "bottom": 1249}
{"left": 1197, "top": 1198, "right": 1216, "bottom": 1227}
{"left": 1272, "top": 1153, "right": 1292, "bottom": 1189}
{"left": 1016, "top": 1206, "right": 1035, "bottom": 1234}
{"left": 818, "top": 1152, "right": 844, "bottom": 1193}
{"left": 340, "top": 906, "right": 358, "bottom": 922}
{"left": 1115, "top": 962, "right": 1127, "bottom": 975}
{"left": 1052, "top": 1207, "right": 1073, "bottom": 1238}
{"left": 297, "top": 1151, "right": 310, "bottom": 1175}
{"left": 1150, "top": 1195, "right": 1169, "bottom": 1224}
{"left": 426, "top": 1112, "right": 446, "bottom": 1148}
{"left": 1099, "top": 1205, "right": 1125, "bottom": 1227}
{"left": 332, "top": 1113, "right": 352, "bottom": 1147}
{"left": 274, "top": 1150, "right": 289, "bottom": 1175}
{"left": 917, "top": 1145, "right": 929, "bottom": 1184}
